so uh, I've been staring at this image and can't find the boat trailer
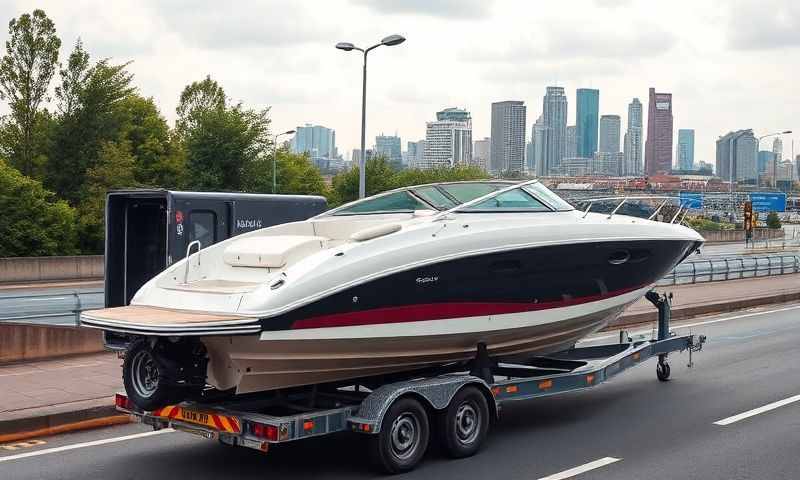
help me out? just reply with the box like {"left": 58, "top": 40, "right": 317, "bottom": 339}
{"left": 114, "top": 290, "right": 705, "bottom": 473}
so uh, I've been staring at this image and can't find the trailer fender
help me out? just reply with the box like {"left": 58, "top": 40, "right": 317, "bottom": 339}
{"left": 349, "top": 376, "right": 496, "bottom": 434}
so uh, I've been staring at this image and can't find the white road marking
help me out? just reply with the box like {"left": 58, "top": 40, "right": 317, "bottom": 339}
{"left": 0, "top": 429, "right": 174, "bottom": 463}
{"left": 589, "top": 304, "right": 800, "bottom": 342}
{"left": 714, "top": 394, "right": 800, "bottom": 426}
{"left": 538, "top": 457, "right": 621, "bottom": 480}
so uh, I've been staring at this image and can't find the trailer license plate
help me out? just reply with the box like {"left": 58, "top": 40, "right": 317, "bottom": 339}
{"left": 154, "top": 405, "right": 241, "bottom": 433}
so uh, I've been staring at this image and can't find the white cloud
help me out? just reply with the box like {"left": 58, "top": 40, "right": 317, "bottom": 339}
{"left": 352, "top": 0, "right": 492, "bottom": 19}
{"left": 726, "top": 0, "right": 800, "bottom": 50}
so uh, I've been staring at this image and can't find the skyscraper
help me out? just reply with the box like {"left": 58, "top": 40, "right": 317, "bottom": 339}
{"left": 772, "top": 137, "right": 783, "bottom": 161}
{"left": 472, "top": 137, "right": 490, "bottom": 170}
{"left": 758, "top": 150, "right": 776, "bottom": 174}
{"left": 623, "top": 98, "right": 643, "bottom": 176}
{"left": 422, "top": 109, "right": 472, "bottom": 170}
{"left": 532, "top": 115, "right": 547, "bottom": 176}
{"left": 599, "top": 115, "right": 621, "bottom": 153}
{"left": 490, "top": 101, "right": 526, "bottom": 173}
{"left": 576, "top": 88, "right": 599, "bottom": 158}
{"left": 644, "top": 88, "right": 674, "bottom": 175}
{"left": 716, "top": 129, "right": 758, "bottom": 184}
{"left": 676, "top": 129, "right": 695, "bottom": 171}
{"left": 566, "top": 125, "right": 577, "bottom": 159}
{"left": 406, "top": 140, "right": 426, "bottom": 168}
{"left": 292, "top": 124, "right": 337, "bottom": 170}
{"left": 375, "top": 134, "right": 402, "bottom": 168}
{"left": 542, "top": 87, "right": 568, "bottom": 174}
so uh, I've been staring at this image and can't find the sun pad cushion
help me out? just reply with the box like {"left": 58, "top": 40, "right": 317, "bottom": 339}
{"left": 223, "top": 235, "right": 327, "bottom": 268}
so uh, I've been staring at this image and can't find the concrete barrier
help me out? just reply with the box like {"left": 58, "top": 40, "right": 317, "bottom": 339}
{"left": 0, "top": 256, "right": 103, "bottom": 284}
{"left": 700, "top": 229, "right": 784, "bottom": 243}
{"left": 0, "top": 323, "right": 105, "bottom": 364}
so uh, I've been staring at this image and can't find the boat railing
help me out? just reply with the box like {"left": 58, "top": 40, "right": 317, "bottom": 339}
{"left": 579, "top": 195, "right": 689, "bottom": 223}
{"left": 183, "top": 240, "right": 202, "bottom": 285}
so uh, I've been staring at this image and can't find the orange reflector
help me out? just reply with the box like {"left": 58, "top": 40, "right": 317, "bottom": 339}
{"left": 303, "top": 420, "right": 314, "bottom": 431}
{"left": 506, "top": 385, "right": 518, "bottom": 393}
{"left": 538, "top": 380, "right": 553, "bottom": 390}
{"left": 586, "top": 374, "right": 595, "bottom": 384}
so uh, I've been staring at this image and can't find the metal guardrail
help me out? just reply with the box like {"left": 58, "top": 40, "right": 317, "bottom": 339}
{"left": 0, "top": 290, "right": 103, "bottom": 324}
{"left": 658, "top": 254, "right": 800, "bottom": 286}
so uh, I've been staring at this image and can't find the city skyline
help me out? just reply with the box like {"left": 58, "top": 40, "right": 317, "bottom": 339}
{"left": 4, "top": 0, "right": 796, "bottom": 173}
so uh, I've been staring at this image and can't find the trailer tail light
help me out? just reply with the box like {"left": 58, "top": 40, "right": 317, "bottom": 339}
{"left": 115, "top": 393, "right": 134, "bottom": 411}
{"left": 250, "top": 422, "right": 278, "bottom": 441}
{"left": 303, "top": 420, "right": 314, "bottom": 431}
{"left": 586, "top": 374, "right": 595, "bottom": 385}
{"left": 538, "top": 380, "right": 553, "bottom": 390}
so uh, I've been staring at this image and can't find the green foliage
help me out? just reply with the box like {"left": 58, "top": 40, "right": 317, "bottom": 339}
{"left": 684, "top": 216, "right": 736, "bottom": 232}
{"left": 0, "top": 158, "right": 78, "bottom": 256}
{"left": 175, "top": 75, "right": 226, "bottom": 136}
{"left": 184, "top": 103, "right": 271, "bottom": 191}
{"left": 55, "top": 38, "right": 90, "bottom": 116}
{"left": 329, "top": 157, "right": 488, "bottom": 206}
{"left": 0, "top": 9, "right": 61, "bottom": 177}
{"left": 766, "top": 211, "right": 781, "bottom": 229}
{"left": 242, "top": 149, "right": 327, "bottom": 196}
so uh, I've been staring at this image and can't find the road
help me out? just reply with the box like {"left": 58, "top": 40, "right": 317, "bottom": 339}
{"left": 2, "top": 303, "right": 799, "bottom": 479}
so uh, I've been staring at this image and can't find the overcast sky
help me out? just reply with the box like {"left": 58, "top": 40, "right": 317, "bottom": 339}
{"left": 3, "top": 0, "right": 799, "bottom": 166}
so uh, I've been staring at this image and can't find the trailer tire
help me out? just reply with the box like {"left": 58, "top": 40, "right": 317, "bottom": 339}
{"left": 438, "top": 386, "right": 490, "bottom": 459}
{"left": 369, "top": 396, "right": 430, "bottom": 474}
{"left": 656, "top": 361, "right": 671, "bottom": 382}
{"left": 122, "top": 340, "right": 176, "bottom": 411}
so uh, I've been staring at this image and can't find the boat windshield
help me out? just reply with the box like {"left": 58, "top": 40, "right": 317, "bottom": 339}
{"left": 328, "top": 181, "right": 573, "bottom": 216}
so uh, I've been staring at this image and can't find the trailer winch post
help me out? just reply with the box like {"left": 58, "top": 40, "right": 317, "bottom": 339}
{"left": 645, "top": 290, "right": 673, "bottom": 380}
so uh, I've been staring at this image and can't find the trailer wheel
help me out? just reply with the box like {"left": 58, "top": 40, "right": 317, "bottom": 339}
{"left": 123, "top": 340, "right": 175, "bottom": 411}
{"left": 369, "top": 397, "right": 430, "bottom": 474}
{"left": 438, "top": 386, "right": 490, "bottom": 459}
{"left": 656, "top": 361, "right": 671, "bottom": 382}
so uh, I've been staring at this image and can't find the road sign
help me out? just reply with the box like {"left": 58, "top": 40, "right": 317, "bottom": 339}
{"left": 749, "top": 193, "right": 786, "bottom": 212}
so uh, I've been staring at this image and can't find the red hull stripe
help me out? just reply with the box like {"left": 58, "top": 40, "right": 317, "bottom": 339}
{"left": 291, "top": 285, "right": 644, "bottom": 330}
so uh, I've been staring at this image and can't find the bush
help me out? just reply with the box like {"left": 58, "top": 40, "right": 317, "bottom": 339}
{"left": 766, "top": 211, "right": 781, "bottom": 229}
{"left": 0, "top": 158, "right": 78, "bottom": 256}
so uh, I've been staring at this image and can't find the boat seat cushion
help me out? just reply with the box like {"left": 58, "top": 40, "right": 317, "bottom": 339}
{"left": 223, "top": 235, "right": 327, "bottom": 268}
{"left": 350, "top": 223, "right": 402, "bottom": 241}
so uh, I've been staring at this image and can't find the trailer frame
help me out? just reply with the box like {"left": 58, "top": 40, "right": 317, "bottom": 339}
{"left": 114, "top": 291, "right": 705, "bottom": 473}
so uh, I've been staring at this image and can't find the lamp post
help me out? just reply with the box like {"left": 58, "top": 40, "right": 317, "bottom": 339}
{"left": 336, "top": 34, "right": 406, "bottom": 199}
{"left": 757, "top": 130, "right": 792, "bottom": 188}
{"left": 273, "top": 130, "right": 295, "bottom": 194}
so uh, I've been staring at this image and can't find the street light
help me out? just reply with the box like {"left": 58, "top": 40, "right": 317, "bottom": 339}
{"left": 336, "top": 34, "right": 406, "bottom": 199}
{"left": 757, "top": 130, "right": 792, "bottom": 188}
{"left": 273, "top": 129, "right": 295, "bottom": 194}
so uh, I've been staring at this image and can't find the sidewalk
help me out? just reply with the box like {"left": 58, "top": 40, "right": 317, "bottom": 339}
{"left": 0, "top": 274, "right": 798, "bottom": 442}
{"left": 0, "top": 352, "right": 124, "bottom": 440}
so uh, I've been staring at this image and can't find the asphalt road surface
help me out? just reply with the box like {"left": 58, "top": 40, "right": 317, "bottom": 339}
{"left": 2, "top": 303, "right": 799, "bottom": 479}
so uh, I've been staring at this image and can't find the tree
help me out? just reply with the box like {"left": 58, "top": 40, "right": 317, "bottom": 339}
{"left": 0, "top": 158, "right": 78, "bottom": 256}
{"left": 184, "top": 103, "right": 271, "bottom": 191}
{"left": 766, "top": 211, "right": 781, "bottom": 229}
{"left": 175, "top": 75, "right": 226, "bottom": 136}
{"left": 54, "top": 38, "right": 90, "bottom": 116}
{"left": 243, "top": 149, "right": 327, "bottom": 196}
{"left": 330, "top": 156, "right": 397, "bottom": 206}
{"left": 77, "top": 140, "right": 137, "bottom": 252}
{"left": 0, "top": 10, "right": 61, "bottom": 177}
{"left": 47, "top": 56, "right": 136, "bottom": 202}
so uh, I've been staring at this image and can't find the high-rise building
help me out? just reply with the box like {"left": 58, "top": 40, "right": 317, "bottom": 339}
{"left": 644, "top": 88, "right": 674, "bottom": 175}
{"left": 292, "top": 124, "right": 337, "bottom": 169}
{"left": 351, "top": 148, "right": 375, "bottom": 166}
{"left": 599, "top": 115, "right": 621, "bottom": 154}
{"left": 772, "top": 137, "right": 783, "bottom": 161}
{"left": 421, "top": 109, "right": 472, "bottom": 170}
{"left": 472, "top": 137, "right": 490, "bottom": 170}
{"left": 490, "top": 101, "right": 526, "bottom": 173}
{"left": 676, "top": 129, "right": 695, "bottom": 171}
{"left": 375, "top": 134, "right": 402, "bottom": 168}
{"left": 532, "top": 115, "right": 547, "bottom": 176}
{"left": 758, "top": 150, "right": 776, "bottom": 174}
{"left": 437, "top": 107, "right": 471, "bottom": 123}
{"left": 566, "top": 125, "right": 577, "bottom": 159}
{"left": 623, "top": 98, "right": 643, "bottom": 176}
{"left": 593, "top": 152, "right": 624, "bottom": 176}
{"left": 542, "top": 87, "right": 568, "bottom": 174}
{"left": 716, "top": 129, "right": 758, "bottom": 184}
{"left": 406, "top": 141, "right": 426, "bottom": 168}
{"left": 576, "top": 88, "right": 599, "bottom": 159}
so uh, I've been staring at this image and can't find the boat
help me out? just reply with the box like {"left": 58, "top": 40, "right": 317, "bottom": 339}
{"left": 80, "top": 180, "right": 704, "bottom": 409}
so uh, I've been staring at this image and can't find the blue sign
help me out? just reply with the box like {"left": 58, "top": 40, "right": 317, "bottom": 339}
{"left": 679, "top": 192, "right": 704, "bottom": 209}
{"left": 749, "top": 193, "right": 786, "bottom": 212}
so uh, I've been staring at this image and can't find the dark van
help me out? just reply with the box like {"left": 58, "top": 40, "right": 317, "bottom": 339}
{"left": 104, "top": 189, "right": 327, "bottom": 307}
